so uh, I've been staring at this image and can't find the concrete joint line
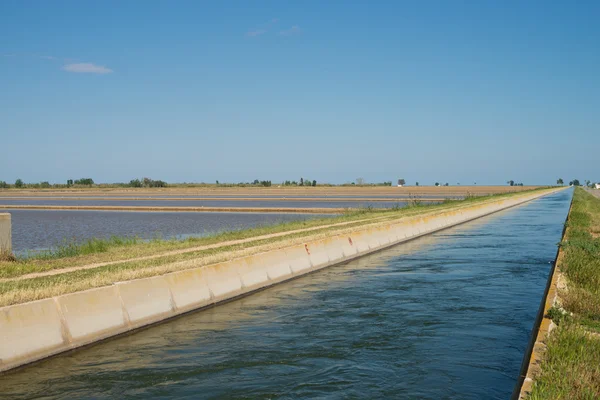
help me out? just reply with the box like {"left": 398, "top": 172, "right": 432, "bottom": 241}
{"left": 115, "top": 285, "right": 132, "bottom": 328}
{"left": 53, "top": 297, "right": 73, "bottom": 346}
{"left": 168, "top": 288, "right": 178, "bottom": 313}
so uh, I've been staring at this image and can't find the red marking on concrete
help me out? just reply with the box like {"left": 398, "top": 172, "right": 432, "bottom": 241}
{"left": 348, "top": 237, "right": 353, "bottom": 246}
{"left": 304, "top": 244, "right": 310, "bottom": 255}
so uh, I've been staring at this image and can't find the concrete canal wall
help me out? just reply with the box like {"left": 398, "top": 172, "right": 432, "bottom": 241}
{"left": 0, "top": 213, "right": 10, "bottom": 253}
{"left": 0, "top": 188, "right": 564, "bottom": 373}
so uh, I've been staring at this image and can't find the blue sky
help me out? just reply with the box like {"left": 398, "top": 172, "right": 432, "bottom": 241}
{"left": 1, "top": 1, "right": 599, "bottom": 185}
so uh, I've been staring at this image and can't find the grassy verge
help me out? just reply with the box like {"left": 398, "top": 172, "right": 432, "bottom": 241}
{"left": 0, "top": 188, "right": 552, "bottom": 307}
{"left": 529, "top": 188, "right": 600, "bottom": 399}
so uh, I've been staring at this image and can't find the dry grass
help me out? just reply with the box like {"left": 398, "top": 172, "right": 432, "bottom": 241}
{"left": 0, "top": 249, "right": 16, "bottom": 262}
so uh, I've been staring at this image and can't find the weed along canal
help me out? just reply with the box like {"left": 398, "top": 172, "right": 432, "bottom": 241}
{"left": 0, "top": 190, "right": 571, "bottom": 399}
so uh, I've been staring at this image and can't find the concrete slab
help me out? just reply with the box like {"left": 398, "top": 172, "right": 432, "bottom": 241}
{"left": 202, "top": 262, "right": 243, "bottom": 301}
{"left": 0, "top": 298, "right": 65, "bottom": 370}
{"left": 117, "top": 276, "right": 174, "bottom": 326}
{"left": 57, "top": 285, "right": 127, "bottom": 343}
{"left": 234, "top": 257, "right": 270, "bottom": 291}
{"left": 286, "top": 245, "right": 312, "bottom": 273}
{"left": 306, "top": 240, "right": 331, "bottom": 267}
{"left": 165, "top": 268, "right": 212, "bottom": 313}
{"left": 248, "top": 249, "right": 292, "bottom": 282}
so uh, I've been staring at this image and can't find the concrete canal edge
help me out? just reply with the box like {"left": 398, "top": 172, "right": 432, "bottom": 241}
{"left": 512, "top": 190, "right": 573, "bottom": 400}
{"left": 0, "top": 188, "right": 565, "bottom": 374}
{"left": 0, "top": 213, "right": 11, "bottom": 253}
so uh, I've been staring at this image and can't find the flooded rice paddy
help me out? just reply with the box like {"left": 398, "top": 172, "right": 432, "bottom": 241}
{"left": 8, "top": 210, "right": 332, "bottom": 254}
{"left": 0, "top": 198, "right": 413, "bottom": 209}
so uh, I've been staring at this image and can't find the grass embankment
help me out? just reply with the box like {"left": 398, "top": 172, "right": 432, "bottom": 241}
{"left": 0, "top": 189, "right": 550, "bottom": 308}
{"left": 529, "top": 188, "right": 600, "bottom": 399}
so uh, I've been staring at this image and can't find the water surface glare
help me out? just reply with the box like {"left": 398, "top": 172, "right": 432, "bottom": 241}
{"left": 0, "top": 190, "right": 572, "bottom": 399}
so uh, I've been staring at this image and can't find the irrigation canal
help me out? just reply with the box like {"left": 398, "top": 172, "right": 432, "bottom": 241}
{"left": 0, "top": 189, "right": 572, "bottom": 399}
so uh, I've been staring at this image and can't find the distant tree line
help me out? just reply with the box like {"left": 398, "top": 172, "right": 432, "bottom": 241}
{"left": 282, "top": 178, "right": 317, "bottom": 187}
{"left": 128, "top": 177, "right": 167, "bottom": 188}
{"left": 557, "top": 179, "right": 599, "bottom": 187}
{"left": 0, "top": 178, "right": 96, "bottom": 189}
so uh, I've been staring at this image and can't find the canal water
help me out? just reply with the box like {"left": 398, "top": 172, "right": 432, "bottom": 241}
{"left": 0, "top": 190, "right": 571, "bottom": 399}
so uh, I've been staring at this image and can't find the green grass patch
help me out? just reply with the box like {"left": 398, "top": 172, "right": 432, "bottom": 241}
{"left": 530, "top": 188, "right": 600, "bottom": 398}
{"left": 529, "top": 322, "right": 600, "bottom": 400}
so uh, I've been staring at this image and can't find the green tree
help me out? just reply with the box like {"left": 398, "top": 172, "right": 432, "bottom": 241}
{"left": 557, "top": 178, "right": 563, "bottom": 185}
{"left": 129, "top": 179, "right": 142, "bottom": 188}
{"left": 398, "top": 178, "right": 406, "bottom": 186}
{"left": 435, "top": 182, "right": 440, "bottom": 187}
{"left": 312, "top": 180, "right": 317, "bottom": 187}
{"left": 300, "top": 178, "right": 304, "bottom": 186}
{"left": 507, "top": 180, "right": 515, "bottom": 186}
{"left": 572, "top": 179, "right": 580, "bottom": 186}
{"left": 0, "top": 181, "right": 8, "bottom": 189}
{"left": 415, "top": 182, "right": 419, "bottom": 186}
{"left": 74, "top": 178, "right": 94, "bottom": 185}
{"left": 15, "top": 178, "right": 23, "bottom": 188}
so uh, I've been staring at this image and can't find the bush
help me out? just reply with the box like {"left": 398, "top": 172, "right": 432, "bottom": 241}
{"left": 74, "top": 178, "right": 94, "bottom": 185}
{"left": 128, "top": 178, "right": 167, "bottom": 188}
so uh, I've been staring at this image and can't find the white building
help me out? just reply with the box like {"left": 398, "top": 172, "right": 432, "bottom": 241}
{"left": 595, "top": 183, "right": 600, "bottom": 189}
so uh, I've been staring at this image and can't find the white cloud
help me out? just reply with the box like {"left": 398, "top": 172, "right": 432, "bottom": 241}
{"left": 246, "top": 29, "right": 267, "bottom": 37}
{"left": 246, "top": 18, "right": 279, "bottom": 37}
{"left": 279, "top": 26, "right": 301, "bottom": 36}
{"left": 62, "top": 63, "right": 113, "bottom": 74}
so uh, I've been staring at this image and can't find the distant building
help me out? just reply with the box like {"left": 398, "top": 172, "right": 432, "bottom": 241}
{"left": 595, "top": 183, "right": 600, "bottom": 189}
